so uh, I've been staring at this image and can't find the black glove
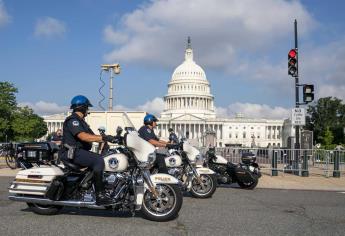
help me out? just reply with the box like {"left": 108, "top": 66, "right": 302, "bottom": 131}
{"left": 166, "top": 143, "right": 180, "bottom": 150}
{"left": 102, "top": 135, "right": 115, "bottom": 143}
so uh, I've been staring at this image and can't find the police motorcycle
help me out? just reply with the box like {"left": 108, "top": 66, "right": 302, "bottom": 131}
{"left": 153, "top": 138, "right": 217, "bottom": 198}
{"left": 8, "top": 128, "right": 183, "bottom": 222}
{"left": 204, "top": 147, "right": 261, "bottom": 189}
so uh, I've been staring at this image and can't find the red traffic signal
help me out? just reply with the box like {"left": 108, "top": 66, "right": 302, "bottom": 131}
{"left": 288, "top": 49, "right": 298, "bottom": 77}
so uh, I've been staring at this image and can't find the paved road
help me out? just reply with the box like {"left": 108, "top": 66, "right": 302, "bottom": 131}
{"left": 1, "top": 177, "right": 344, "bottom": 236}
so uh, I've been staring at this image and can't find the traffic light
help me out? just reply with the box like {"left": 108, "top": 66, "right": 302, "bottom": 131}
{"left": 303, "top": 84, "right": 314, "bottom": 103}
{"left": 288, "top": 49, "right": 298, "bottom": 77}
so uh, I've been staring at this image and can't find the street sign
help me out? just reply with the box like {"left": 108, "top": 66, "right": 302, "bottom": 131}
{"left": 291, "top": 108, "right": 306, "bottom": 126}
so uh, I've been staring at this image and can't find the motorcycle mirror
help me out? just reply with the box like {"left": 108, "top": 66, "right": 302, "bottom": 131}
{"left": 98, "top": 126, "right": 106, "bottom": 134}
{"left": 116, "top": 126, "right": 123, "bottom": 135}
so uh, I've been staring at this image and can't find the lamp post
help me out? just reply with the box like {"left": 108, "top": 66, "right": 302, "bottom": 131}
{"left": 101, "top": 64, "right": 121, "bottom": 111}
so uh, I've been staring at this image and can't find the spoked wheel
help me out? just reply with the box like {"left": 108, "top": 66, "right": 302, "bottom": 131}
{"left": 141, "top": 184, "right": 183, "bottom": 222}
{"left": 190, "top": 174, "right": 217, "bottom": 198}
{"left": 5, "top": 154, "right": 17, "bottom": 169}
{"left": 26, "top": 203, "right": 63, "bottom": 215}
{"left": 238, "top": 174, "right": 259, "bottom": 190}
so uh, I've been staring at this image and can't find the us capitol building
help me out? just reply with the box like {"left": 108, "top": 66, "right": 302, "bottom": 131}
{"left": 43, "top": 38, "right": 292, "bottom": 148}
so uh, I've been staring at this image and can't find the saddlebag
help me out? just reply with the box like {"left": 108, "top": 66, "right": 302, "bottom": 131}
{"left": 45, "top": 177, "right": 64, "bottom": 200}
{"left": 233, "top": 166, "right": 257, "bottom": 184}
{"left": 9, "top": 166, "right": 64, "bottom": 196}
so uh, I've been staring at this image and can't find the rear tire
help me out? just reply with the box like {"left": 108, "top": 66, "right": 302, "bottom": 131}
{"left": 141, "top": 184, "right": 183, "bottom": 222}
{"left": 190, "top": 174, "right": 217, "bottom": 198}
{"left": 26, "top": 203, "right": 63, "bottom": 215}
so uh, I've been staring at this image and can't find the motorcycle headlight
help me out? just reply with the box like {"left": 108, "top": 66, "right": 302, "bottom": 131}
{"left": 196, "top": 154, "right": 203, "bottom": 161}
{"left": 148, "top": 152, "right": 156, "bottom": 165}
{"left": 138, "top": 152, "right": 156, "bottom": 168}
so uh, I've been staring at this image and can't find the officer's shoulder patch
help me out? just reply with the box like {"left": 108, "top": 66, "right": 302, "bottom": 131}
{"left": 147, "top": 128, "right": 152, "bottom": 133}
{"left": 72, "top": 120, "right": 79, "bottom": 126}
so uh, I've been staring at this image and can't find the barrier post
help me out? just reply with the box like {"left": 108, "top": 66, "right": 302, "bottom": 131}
{"left": 272, "top": 150, "right": 278, "bottom": 176}
{"left": 333, "top": 151, "right": 340, "bottom": 178}
{"left": 302, "top": 150, "right": 309, "bottom": 177}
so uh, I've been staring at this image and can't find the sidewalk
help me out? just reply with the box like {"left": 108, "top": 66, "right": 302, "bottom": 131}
{"left": 1, "top": 167, "right": 345, "bottom": 191}
{"left": 257, "top": 172, "right": 345, "bottom": 191}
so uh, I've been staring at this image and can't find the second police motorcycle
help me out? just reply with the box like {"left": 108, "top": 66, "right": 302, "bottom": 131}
{"left": 155, "top": 138, "right": 217, "bottom": 198}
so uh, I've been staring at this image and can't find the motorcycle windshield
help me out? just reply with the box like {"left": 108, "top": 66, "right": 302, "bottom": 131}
{"left": 183, "top": 141, "right": 200, "bottom": 162}
{"left": 125, "top": 132, "right": 155, "bottom": 162}
{"left": 122, "top": 112, "right": 136, "bottom": 131}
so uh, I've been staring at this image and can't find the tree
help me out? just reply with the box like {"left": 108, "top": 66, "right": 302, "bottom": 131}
{"left": 0, "top": 82, "right": 18, "bottom": 141}
{"left": 322, "top": 126, "right": 334, "bottom": 149}
{"left": 11, "top": 106, "right": 48, "bottom": 142}
{"left": 306, "top": 97, "right": 345, "bottom": 145}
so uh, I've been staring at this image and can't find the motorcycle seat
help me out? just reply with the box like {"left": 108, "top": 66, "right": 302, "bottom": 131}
{"left": 62, "top": 159, "right": 83, "bottom": 171}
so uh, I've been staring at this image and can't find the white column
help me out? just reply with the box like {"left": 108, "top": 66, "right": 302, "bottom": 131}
{"left": 192, "top": 124, "right": 195, "bottom": 139}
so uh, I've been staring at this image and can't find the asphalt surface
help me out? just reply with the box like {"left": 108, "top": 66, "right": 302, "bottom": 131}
{"left": 1, "top": 177, "right": 345, "bottom": 236}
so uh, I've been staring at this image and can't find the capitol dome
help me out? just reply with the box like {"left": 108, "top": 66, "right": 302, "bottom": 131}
{"left": 171, "top": 40, "right": 207, "bottom": 82}
{"left": 161, "top": 37, "right": 216, "bottom": 119}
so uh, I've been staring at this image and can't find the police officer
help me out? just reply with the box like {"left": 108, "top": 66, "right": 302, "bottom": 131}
{"left": 61, "top": 95, "right": 114, "bottom": 205}
{"left": 51, "top": 129, "right": 63, "bottom": 146}
{"left": 168, "top": 128, "right": 178, "bottom": 144}
{"left": 138, "top": 114, "right": 178, "bottom": 173}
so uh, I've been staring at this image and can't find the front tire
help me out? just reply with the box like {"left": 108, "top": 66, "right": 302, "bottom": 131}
{"left": 190, "top": 174, "right": 217, "bottom": 198}
{"left": 26, "top": 203, "right": 63, "bottom": 215}
{"left": 238, "top": 174, "right": 259, "bottom": 190}
{"left": 141, "top": 184, "right": 183, "bottom": 222}
{"left": 5, "top": 154, "right": 17, "bottom": 169}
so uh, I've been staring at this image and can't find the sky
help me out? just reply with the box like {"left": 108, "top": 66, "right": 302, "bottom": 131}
{"left": 1, "top": 0, "right": 345, "bottom": 119}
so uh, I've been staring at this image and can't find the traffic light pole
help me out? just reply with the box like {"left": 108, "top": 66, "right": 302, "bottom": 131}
{"left": 294, "top": 19, "right": 301, "bottom": 176}
{"left": 294, "top": 19, "right": 300, "bottom": 150}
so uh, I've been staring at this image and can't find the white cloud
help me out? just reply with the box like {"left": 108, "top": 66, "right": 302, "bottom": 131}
{"left": 34, "top": 17, "right": 66, "bottom": 38}
{"left": 216, "top": 102, "right": 291, "bottom": 119}
{"left": 136, "top": 97, "right": 165, "bottom": 116}
{"left": 103, "top": 0, "right": 315, "bottom": 67}
{"left": 300, "top": 39, "right": 345, "bottom": 100}
{"left": 107, "top": 97, "right": 165, "bottom": 116}
{"left": 318, "top": 84, "right": 345, "bottom": 101}
{"left": 19, "top": 101, "right": 68, "bottom": 115}
{"left": 0, "top": 0, "right": 10, "bottom": 27}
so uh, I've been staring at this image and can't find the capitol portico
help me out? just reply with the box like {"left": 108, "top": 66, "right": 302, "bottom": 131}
{"left": 43, "top": 37, "right": 291, "bottom": 148}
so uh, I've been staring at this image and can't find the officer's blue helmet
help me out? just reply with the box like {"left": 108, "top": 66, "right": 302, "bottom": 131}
{"left": 144, "top": 114, "right": 158, "bottom": 125}
{"left": 70, "top": 95, "right": 93, "bottom": 109}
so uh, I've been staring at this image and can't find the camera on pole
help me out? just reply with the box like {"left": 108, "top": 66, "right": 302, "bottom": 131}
{"left": 288, "top": 49, "right": 298, "bottom": 77}
{"left": 303, "top": 84, "right": 314, "bottom": 103}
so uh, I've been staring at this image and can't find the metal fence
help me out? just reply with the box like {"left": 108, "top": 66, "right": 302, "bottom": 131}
{"left": 206, "top": 147, "right": 345, "bottom": 177}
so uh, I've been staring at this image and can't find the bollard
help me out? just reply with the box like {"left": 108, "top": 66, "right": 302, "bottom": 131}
{"left": 333, "top": 151, "right": 340, "bottom": 178}
{"left": 272, "top": 150, "right": 278, "bottom": 176}
{"left": 302, "top": 150, "right": 309, "bottom": 177}
{"left": 294, "top": 149, "right": 300, "bottom": 176}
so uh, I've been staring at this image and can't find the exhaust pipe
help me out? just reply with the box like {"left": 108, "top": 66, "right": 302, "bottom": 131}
{"left": 8, "top": 195, "right": 105, "bottom": 209}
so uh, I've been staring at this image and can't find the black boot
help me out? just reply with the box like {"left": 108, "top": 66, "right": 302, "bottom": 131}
{"left": 94, "top": 171, "right": 113, "bottom": 205}
{"left": 96, "top": 191, "right": 113, "bottom": 206}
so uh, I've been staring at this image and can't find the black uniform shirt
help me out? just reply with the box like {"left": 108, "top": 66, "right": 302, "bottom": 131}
{"left": 169, "top": 132, "right": 178, "bottom": 144}
{"left": 62, "top": 113, "right": 94, "bottom": 150}
{"left": 138, "top": 125, "right": 158, "bottom": 142}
